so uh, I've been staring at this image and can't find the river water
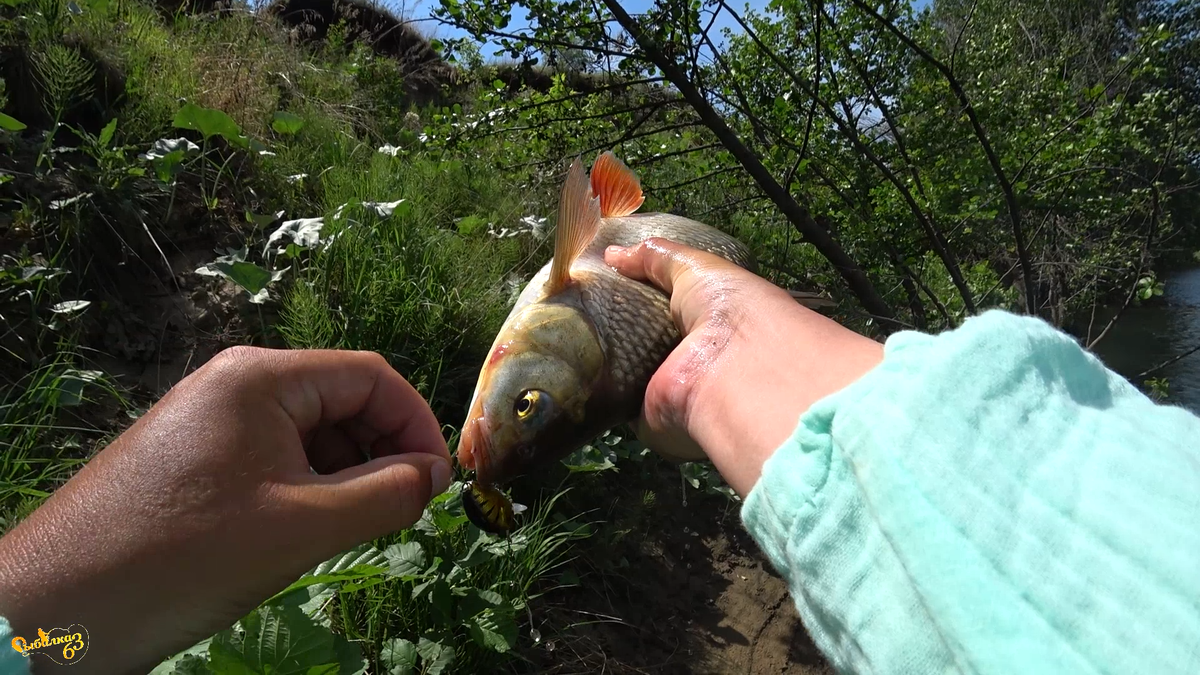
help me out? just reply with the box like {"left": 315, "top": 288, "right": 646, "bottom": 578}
{"left": 1085, "top": 266, "right": 1200, "bottom": 413}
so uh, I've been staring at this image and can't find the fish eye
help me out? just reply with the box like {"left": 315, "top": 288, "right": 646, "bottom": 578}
{"left": 515, "top": 390, "right": 540, "bottom": 418}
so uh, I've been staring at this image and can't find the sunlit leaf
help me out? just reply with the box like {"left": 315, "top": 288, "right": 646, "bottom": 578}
{"left": 382, "top": 541, "right": 426, "bottom": 579}
{"left": 50, "top": 300, "right": 91, "bottom": 314}
{"left": 415, "top": 636, "right": 454, "bottom": 675}
{"left": 0, "top": 113, "right": 26, "bottom": 131}
{"left": 98, "top": 118, "right": 117, "bottom": 147}
{"left": 173, "top": 102, "right": 244, "bottom": 145}
{"left": 466, "top": 608, "right": 517, "bottom": 653}
{"left": 271, "top": 111, "right": 305, "bottom": 135}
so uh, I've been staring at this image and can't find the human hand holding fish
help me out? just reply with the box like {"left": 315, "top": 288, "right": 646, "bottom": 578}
{"left": 456, "top": 151, "right": 884, "bottom": 529}
{"left": 603, "top": 238, "right": 884, "bottom": 498}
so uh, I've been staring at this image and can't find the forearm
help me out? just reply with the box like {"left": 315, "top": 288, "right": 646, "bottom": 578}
{"left": 690, "top": 293, "right": 883, "bottom": 497}
{"left": 742, "top": 310, "right": 1200, "bottom": 674}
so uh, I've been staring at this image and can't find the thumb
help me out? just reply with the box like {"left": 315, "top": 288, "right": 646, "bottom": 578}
{"left": 296, "top": 453, "right": 453, "bottom": 549}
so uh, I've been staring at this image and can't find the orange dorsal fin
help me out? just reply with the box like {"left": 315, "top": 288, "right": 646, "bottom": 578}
{"left": 547, "top": 157, "right": 601, "bottom": 293}
{"left": 590, "top": 151, "right": 644, "bottom": 218}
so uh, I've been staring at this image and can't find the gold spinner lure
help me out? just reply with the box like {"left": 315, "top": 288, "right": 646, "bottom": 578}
{"left": 462, "top": 481, "right": 526, "bottom": 535}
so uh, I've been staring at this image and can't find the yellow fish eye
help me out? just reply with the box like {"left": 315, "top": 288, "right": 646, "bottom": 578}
{"left": 516, "top": 390, "right": 539, "bottom": 418}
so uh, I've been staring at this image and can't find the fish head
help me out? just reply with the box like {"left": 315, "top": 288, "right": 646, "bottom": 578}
{"left": 458, "top": 300, "right": 605, "bottom": 486}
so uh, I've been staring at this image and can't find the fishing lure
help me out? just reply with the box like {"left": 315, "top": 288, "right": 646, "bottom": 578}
{"left": 462, "top": 481, "right": 525, "bottom": 535}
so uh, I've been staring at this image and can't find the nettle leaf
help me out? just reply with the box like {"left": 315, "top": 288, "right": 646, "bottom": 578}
{"left": 415, "top": 636, "right": 455, "bottom": 675}
{"left": 271, "top": 111, "right": 305, "bottom": 135}
{"left": 173, "top": 102, "right": 244, "bottom": 146}
{"left": 466, "top": 608, "right": 518, "bottom": 653}
{"left": 383, "top": 541, "right": 427, "bottom": 578}
{"left": 457, "top": 529, "right": 492, "bottom": 568}
{"left": 148, "top": 638, "right": 213, "bottom": 674}
{"left": 0, "top": 112, "right": 26, "bottom": 131}
{"left": 210, "top": 603, "right": 340, "bottom": 674}
{"left": 457, "top": 588, "right": 505, "bottom": 620}
{"left": 380, "top": 638, "right": 418, "bottom": 675}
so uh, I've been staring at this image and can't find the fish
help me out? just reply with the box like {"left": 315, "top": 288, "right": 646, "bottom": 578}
{"left": 455, "top": 150, "right": 760, "bottom": 513}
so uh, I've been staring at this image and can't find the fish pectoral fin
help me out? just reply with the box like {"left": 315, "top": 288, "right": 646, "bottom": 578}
{"left": 590, "top": 151, "right": 645, "bottom": 218}
{"left": 548, "top": 157, "right": 601, "bottom": 293}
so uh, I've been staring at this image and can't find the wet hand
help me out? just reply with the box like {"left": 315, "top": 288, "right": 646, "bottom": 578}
{"left": 0, "top": 347, "right": 452, "bottom": 673}
{"left": 605, "top": 239, "right": 884, "bottom": 498}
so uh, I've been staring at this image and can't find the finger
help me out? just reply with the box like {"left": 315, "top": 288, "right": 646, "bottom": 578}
{"left": 232, "top": 349, "right": 450, "bottom": 463}
{"left": 604, "top": 238, "right": 695, "bottom": 295}
{"left": 292, "top": 452, "right": 454, "bottom": 546}
{"left": 604, "top": 237, "right": 739, "bottom": 294}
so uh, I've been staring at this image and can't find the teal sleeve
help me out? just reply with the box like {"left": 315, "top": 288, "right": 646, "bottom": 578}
{"left": 741, "top": 309, "right": 1200, "bottom": 675}
{"left": 0, "top": 617, "right": 30, "bottom": 675}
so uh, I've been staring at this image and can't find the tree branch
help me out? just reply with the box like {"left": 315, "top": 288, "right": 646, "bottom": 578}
{"left": 848, "top": 0, "right": 1036, "bottom": 316}
{"left": 600, "top": 0, "right": 897, "bottom": 325}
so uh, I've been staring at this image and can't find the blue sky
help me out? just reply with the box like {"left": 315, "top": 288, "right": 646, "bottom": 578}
{"left": 396, "top": 0, "right": 931, "bottom": 61}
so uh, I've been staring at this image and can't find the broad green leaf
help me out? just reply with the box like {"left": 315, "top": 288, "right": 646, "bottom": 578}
{"left": 173, "top": 102, "right": 243, "bottom": 144}
{"left": 272, "top": 111, "right": 305, "bottom": 135}
{"left": 266, "top": 564, "right": 388, "bottom": 604}
{"left": 334, "top": 637, "right": 367, "bottom": 675}
{"left": 246, "top": 210, "right": 285, "bottom": 229}
{"left": 98, "top": 118, "right": 117, "bottom": 147}
{"left": 456, "top": 532, "right": 492, "bottom": 568}
{"left": 466, "top": 608, "right": 517, "bottom": 653}
{"left": 380, "top": 639, "right": 417, "bottom": 675}
{"left": 0, "top": 113, "right": 26, "bottom": 131}
{"left": 55, "top": 369, "right": 104, "bottom": 407}
{"left": 217, "top": 261, "right": 273, "bottom": 294}
{"left": 210, "top": 603, "right": 339, "bottom": 675}
{"left": 457, "top": 588, "right": 505, "bottom": 620}
{"left": 148, "top": 638, "right": 213, "bottom": 674}
{"left": 383, "top": 541, "right": 426, "bottom": 578}
{"left": 415, "top": 637, "right": 454, "bottom": 675}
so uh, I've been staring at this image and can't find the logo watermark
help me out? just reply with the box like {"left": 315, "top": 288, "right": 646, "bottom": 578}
{"left": 10, "top": 624, "right": 89, "bottom": 665}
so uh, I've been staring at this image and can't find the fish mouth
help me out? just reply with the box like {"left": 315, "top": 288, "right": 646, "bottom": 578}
{"left": 457, "top": 412, "right": 494, "bottom": 484}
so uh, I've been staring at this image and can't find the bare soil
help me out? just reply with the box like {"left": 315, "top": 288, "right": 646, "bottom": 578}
{"left": 523, "top": 465, "right": 832, "bottom": 675}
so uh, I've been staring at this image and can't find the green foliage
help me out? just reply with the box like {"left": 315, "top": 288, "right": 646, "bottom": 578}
{"left": 3, "top": 0, "right": 1199, "bottom": 672}
{"left": 0, "top": 113, "right": 26, "bottom": 131}
{"left": 152, "top": 486, "right": 587, "bottom": 674}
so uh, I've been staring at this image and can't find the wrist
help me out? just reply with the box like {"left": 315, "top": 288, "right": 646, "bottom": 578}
{"left": 690, "top": 299, "right": 884, "bottom": 497}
